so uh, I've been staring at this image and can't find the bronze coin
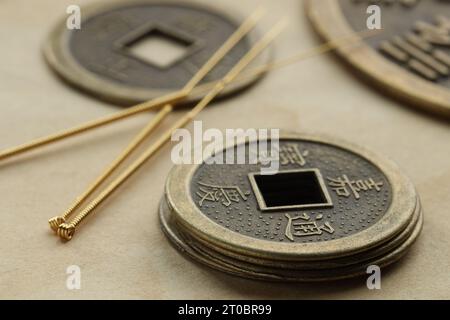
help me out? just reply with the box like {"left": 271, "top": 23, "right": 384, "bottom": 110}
{"left": 44, "top": 0, "right": 271, "bottom": 105}
{"left": 160, "top": 132, "right": 422, "bottom": 281}
{"left": 307, "top": 0, "right": 450, "bottom": 118}
{"left": 165, "top": 132, "right": 418, "bottom": 261}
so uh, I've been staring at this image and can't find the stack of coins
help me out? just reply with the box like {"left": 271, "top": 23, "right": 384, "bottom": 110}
{"left": 160, "top": 132, "right": 423, "bottom": 281}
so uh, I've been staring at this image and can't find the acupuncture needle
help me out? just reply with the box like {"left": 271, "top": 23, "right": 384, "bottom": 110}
{"left": 193, "top": 29, "right": 382, "bottom": 95}
{"left": 0, "top": 8, "right": 265, "bottom": 162}
{"left": 47, "top": 8, "right": 266, "bottom": 231}
{"left": 56, "top": 19, "right": 288, "bottom": 241}
{"left": 0, "top": 29, "right": 379, "bottom": 163}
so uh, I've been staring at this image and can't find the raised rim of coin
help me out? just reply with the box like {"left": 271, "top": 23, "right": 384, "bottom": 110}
{"left": 165, "top": 132, "right": 418, "bottom": 262}
{"left": 160, "top": 197, "right": 423, "bottom": 281}
{"left": 43, "top": 0, "right": 272, "bottom": 105}
{"left": 166, "top": 197, "right": 421, "bottom": 270}
{"left": 306, "top": 0, "right": 450, "bottom": 118}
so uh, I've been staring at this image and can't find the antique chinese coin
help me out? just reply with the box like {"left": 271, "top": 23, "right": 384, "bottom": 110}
{"left": 307, "top": 0, "right": 450, "bottom": 118}
{"left": 160, "top": 132, "right": 422, "bottom": 281}
{"left": 44, "top": 0, "right": 271, "bottom": 105}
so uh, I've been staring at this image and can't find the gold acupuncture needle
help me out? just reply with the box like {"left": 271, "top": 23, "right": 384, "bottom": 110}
{"left": 193, "top": 29, "right": 381, "bottom": 94}
{"left": 50, "top": 27, "right": 381, "bottom": 234}
{"left": 49, "top": 27, "right": 375, "bottom": 232}
{"left": 56, "top": 19, "right": 288, "bottom": 241}
{"left": 0, "top": 28, "right": 376, "bottom": 164}
{"left": 48, "top": 104, "right": 172, "bottom": 231}
{"left": 47, "top": 8, "right": 266, "bottom": 231}
{"left": 0, "top": 8, "right": 265, "bottom": 162}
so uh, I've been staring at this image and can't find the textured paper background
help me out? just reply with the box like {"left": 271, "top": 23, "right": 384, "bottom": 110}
{"left": 0, "top": 0, "right": 449, "bottom": 299}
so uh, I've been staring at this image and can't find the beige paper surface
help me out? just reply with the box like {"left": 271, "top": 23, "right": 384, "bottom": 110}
{"left": 0, "top": 0, "right": 449, "bottom": 299}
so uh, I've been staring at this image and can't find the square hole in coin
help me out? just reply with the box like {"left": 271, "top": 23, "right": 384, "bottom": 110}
{"left": 124, "top": 29, "right": 193, "bottom": 69}
{"left": 248, "top": 169, "right": 333, "bottom": 211}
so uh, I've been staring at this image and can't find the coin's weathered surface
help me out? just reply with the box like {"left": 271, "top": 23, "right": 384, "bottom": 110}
{"left": 190, "top": 141, "right": 391, "bottom": 244}
{"left": 306, "top": 0, "right": 450, "bottom": 118}
{"left": 160, "top": 132, "right": 423, "bottom": 281}
{"left": 44, "top": 0, "right": 271, "bottom": 105}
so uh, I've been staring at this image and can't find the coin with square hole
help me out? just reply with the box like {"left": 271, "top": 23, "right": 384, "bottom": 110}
{"left": 163, "top": 132, "right": 420, "bottom": 261}
{"left": 307, "top": 0, "right": 450, "bottom": 118}
{"left": 44, "top": 0, "right": 271, "bottom": 105}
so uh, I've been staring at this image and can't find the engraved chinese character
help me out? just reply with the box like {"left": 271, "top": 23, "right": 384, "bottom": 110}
{"left": 415, "top": 15, "right": 450, "bottom": 46}
{"left": 327, "top": 175, "right": 383, "bottom": 200}
{"left": 285, "top": 213, "right": 334, "bottom": 241}
{"left": 279, "top": 144, "right": 308, "bottom": 166}
{"left": 196, "top": 182, "right": 249, "bottom": 207}
{"left": 379, "top": 15, "right": 450, "bottom": 81}
{"left": 249, "top": 143, "right": 308, "bottom": 167}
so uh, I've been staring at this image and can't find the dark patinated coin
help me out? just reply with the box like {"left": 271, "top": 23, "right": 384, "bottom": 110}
{"left": 160, "top": 132, "right": 422, "bottom": 281}
{"left": 44, "top": 0, "right": 271, "bottom": 105}
{"left": 307, "top": 0, "right": 450, "bottom": 118}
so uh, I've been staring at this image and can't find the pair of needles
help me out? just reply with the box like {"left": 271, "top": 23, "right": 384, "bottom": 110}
{"left": 53, "top": 8, "right": 285, "bottom": 241}
{"left": 0, "top": 9, "right": 378, "bottom": 241}
{"left": 0, "top": 28, "right": 377, "bottom": 162}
